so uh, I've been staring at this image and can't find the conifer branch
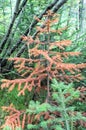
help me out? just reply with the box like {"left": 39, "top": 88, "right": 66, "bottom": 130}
{"left": 1, "top": 10, "right": 86, "bottom": 130}
{"left": 1, "top": 0, "right": 68, "bottom": 70}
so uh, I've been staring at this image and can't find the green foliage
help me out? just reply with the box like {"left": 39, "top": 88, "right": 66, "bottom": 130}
{"left": 15, "top": 127, "right": 22, "bottom": 130}
{"left": 25, "top": 79, "right": 86, "bottom": 130}
{"left": 0, "top": 1, "right": 86, "bottom": 130}
{"left": 3, "top": 126, "right": 22, "bottom": 130}
{"left": 51, "top": 79, "right": 80, "bottom": 101}
{"left": 26, "top": 101, "right": 51, "bottom": 114}
{"left": 0, "top": 87, "right": 26, "bottom": 110}
{"left": 3, "top": 126, "right": 12, "bottom": 130}
{"left": 27, "top": 124, "right": 38, "bottom": 130}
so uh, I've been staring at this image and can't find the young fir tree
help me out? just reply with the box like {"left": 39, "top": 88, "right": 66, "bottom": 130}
{"left": 1, "top": 11, "right": 86, "bottom": 130}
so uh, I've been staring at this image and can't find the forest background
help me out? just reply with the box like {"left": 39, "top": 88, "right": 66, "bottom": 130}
{"left": 0, "top": 0, "right": 86, "bottom": 130}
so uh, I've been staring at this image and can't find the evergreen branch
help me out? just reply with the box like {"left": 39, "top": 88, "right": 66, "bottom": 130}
{"left": 1, "top": 0, "right": 67, "bottom": 70}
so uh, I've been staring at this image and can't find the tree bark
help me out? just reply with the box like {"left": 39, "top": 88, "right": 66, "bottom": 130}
{"left": 79, "top": 0, "right": 86, "bottom": 34}
{"left": 3, "top": 0, "right": 60, "bottom": 58}
{"left": 0, "top": 0, "right": 28, "bottom": 52}
{"left": 1, "top": 0, "right": 68, "bottom": 70}
{"left": 7, "top": 0, "right": 68, "bottom": 57}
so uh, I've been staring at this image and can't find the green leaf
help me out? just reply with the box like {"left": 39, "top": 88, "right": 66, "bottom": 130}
{"left": 15, "top": 127, "right": 22, "bottom": 130}
{"left": 36, "top": 103, "right": 51, "bottom": 112}
{"left": 52, "top": 92, "right": 60, "bottom": 101}
{"left": 55, "top": 125, "right": 64, "bottom": 130}
{"left": 40, "top": 121, "right": 48, "bottom": 129}
{"left": 3, "top": 126, "right": 12, "bottom": 130}
{"left": 27, "top": 124, "right": 38, "bottom": 130}
{"left": 52, "top": 78, "right": 58, "bottom": 85}
{"left": 71, "top": 90, "right": 80, "bottom": 99}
